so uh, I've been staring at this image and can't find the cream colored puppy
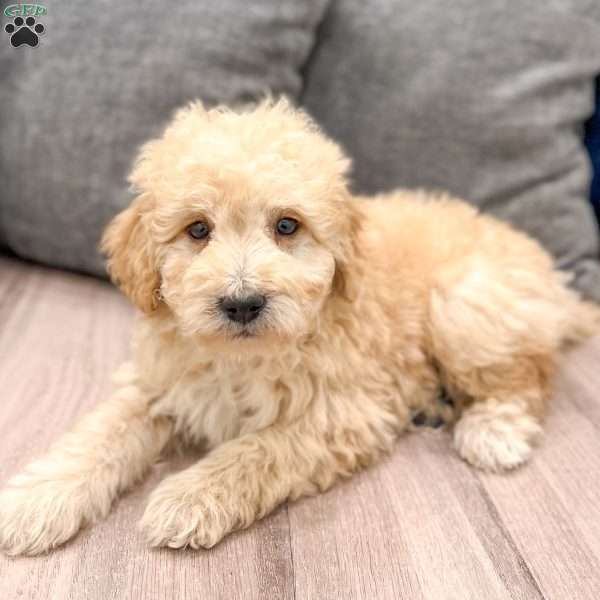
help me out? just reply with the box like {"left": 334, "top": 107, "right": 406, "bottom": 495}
{"left": 0, "top": 99, "right": 597, "bottom": 556}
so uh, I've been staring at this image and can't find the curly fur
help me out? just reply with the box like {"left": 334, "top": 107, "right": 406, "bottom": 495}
{"left": 0, "top": 98, "right": 598, "bottom": 555}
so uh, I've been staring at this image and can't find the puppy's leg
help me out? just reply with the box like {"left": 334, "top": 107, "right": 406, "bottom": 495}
{"left": 140, "top": 399, "right": 398, "bottom": 549}
{"left": 0, "top": 376, "right": 172, "bottom": 556}
{"left": 428, "top": 261, "right": 568, "bottom": 472}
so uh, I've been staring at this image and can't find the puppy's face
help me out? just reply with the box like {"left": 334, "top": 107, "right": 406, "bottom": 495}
{"left": 103, "top": 100, "right": 357, "bottom": 353}
{"left": 154, "top": 170, "right": 342, "bottom": 350}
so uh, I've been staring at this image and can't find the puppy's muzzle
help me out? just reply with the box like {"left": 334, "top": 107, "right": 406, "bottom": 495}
{"left": 219, "top": 294, "right": 267, "bottom": 325}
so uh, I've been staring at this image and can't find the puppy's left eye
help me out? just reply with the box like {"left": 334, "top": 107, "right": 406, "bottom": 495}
{"left": 187, "top": 221, "right": 210, "bottom": 240}
{"left": 276, "top": 218, "right": 299, "bottom": 236}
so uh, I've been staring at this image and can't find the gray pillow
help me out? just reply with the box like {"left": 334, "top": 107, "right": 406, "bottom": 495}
{"left": 302, "top": 0, "right": 600, "bottom": 301}
{"left": 0, "top": 0, "right": 328, "bottom": 276}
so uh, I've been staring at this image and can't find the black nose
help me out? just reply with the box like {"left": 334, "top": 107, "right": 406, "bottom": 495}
{"left": 220, "top": 295, "right": 267, "bottom": 324}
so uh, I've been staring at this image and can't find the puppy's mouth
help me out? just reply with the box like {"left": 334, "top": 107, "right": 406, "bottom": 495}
{"left": 232, "top": 328, "right": 255, "bottom": 339}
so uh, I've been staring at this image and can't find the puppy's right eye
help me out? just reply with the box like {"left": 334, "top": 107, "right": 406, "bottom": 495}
{"left": 276, "top": 217, "right": 299, "bottom": 236}
{"left": 187, "top": 221, "right": 210, "bottom": 240}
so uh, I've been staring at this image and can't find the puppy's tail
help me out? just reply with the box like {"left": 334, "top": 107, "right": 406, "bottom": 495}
{"left": 562, "top": 299, "right": 600, "bottom": 348}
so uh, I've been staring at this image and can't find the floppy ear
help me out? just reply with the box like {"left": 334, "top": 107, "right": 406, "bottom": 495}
{"left": 100, "top": 195, "right": 160, "bottom": 314}
{"left": 332, "top": 201, "right": 363, "bottom": 302}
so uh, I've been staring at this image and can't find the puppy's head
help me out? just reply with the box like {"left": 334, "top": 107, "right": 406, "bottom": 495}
{"left": 102, "top": 99, "right": 358, "bottom": 352}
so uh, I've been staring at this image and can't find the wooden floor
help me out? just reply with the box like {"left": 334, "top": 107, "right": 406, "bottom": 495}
{"left": 1, "top": 254, "right": 600, "bottom": 600}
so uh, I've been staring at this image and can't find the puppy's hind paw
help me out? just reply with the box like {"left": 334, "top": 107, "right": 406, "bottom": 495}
{"left": 453, "top": 398, "right": 542, "bottom": 472}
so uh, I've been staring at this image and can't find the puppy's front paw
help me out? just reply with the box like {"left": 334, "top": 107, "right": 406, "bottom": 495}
{"left": 453, "top": 398, "right": 542, "bottom": 472}
{"left": 0, "top": 474, "right": 96, "bottom": 556}
{"left": 140, "top": 470, "right": 245, "bottom": 549}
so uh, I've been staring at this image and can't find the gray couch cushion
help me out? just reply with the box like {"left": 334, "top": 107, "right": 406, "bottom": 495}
{"left": 302, "top": 0, "right": 600, "bottom": 301}
{"left": 0, "top": 0, "right": 328, "bottom": 276}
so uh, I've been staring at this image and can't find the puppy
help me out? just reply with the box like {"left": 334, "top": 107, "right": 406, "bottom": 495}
{"left": 0, "top": 99, "right": 597, "bottom": 555}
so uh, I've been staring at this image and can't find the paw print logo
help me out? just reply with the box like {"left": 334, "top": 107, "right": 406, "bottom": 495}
{"left": 5, "top": 16, "right": 45, "bottom": 47}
